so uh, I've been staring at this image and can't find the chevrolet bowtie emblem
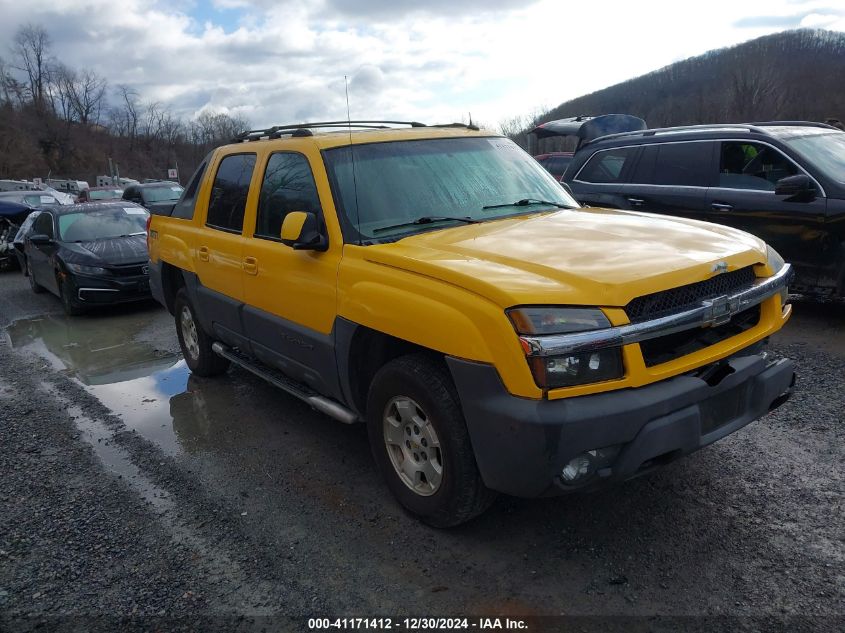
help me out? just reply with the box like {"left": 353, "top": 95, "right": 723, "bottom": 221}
{"left": 711, "top": 261, "right": 729, "bottom": 274}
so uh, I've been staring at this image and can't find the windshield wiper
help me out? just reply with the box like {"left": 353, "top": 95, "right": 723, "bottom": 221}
{"left": 372, "top": 216, "right": 480, "bottom": 235}
{"left": 482, "top": 198, "right": 573, "bottom": 211}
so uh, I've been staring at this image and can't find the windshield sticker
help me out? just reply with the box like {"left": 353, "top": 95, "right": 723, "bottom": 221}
{"left": 487, "top": 139, "right": 518, "bottom": 151}
{"left": 171, "top": 186, "right": 182, "bottom": 192}
{"left": 124, "top": 207, "right": 147, "bottom": 215}
{"left": 40, "top": 196, "right": 54, "bottom": 203}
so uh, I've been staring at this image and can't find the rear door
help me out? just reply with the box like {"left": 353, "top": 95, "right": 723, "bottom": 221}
{"left": 621, "top": 141, "right": 716, "bottom": 219}
{"left": 704, "top": 140, "right": 827, "bottom": 287}
{"left": 193, "top": 152, "right": 258, "bottom": 350}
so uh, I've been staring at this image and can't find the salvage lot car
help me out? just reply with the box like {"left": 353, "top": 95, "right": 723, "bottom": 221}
{"left": 76, "top": 186, "right": 124, "bottom": 203}
{"left": 122, "top": 182, "right": 185, "bottom": 215}
{"left": 148, "top": 121, "right": 795, "bottom": 527}
{"left": 0, "top": 200, "right": 35, "bottom": 270}
{"left": 25, "top": 202, "right": 151, "bottom": 315}
{"left": 562, "top": 121, "right": 845, "bottom": 299}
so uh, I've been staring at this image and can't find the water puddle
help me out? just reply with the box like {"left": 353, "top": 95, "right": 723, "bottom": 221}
{"left": 5, "top": 312, "right": 188, "bottom": 455}
{"left": 3, "top": 311, "right": 351, "bottom": 467}
{"left": 40, "top": 381, "right": 174, "bottom": 510}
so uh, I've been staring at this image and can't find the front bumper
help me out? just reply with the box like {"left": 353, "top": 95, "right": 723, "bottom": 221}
{"left": 69, "top": 272, "right": 151, "bottom": 304}
{"left": 447, "top": 351, "right": 795, "bottom": 497}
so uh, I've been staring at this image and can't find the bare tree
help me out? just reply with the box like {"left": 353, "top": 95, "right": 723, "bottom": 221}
{"left": 69, "top": 69, "right": 107, "bottom": 125}
{"left": 114, "top": 84, "right": 140, "bottom": 148}
{"left": 0, "top": 55, "right": 27, "bottom": 107}
{"left": 11, "top": 24, "right": 52, "bottom": 112}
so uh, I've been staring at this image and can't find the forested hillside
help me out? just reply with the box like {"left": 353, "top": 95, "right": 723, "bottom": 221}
{"left": 0, "top": 25, "right": 249, "bottom": 183}
{"left": 506, "top": 29, "right": 845, "bottom": 151}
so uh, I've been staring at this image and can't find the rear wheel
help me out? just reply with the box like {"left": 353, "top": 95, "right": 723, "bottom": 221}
{"left": 27, "top": 259, "right": 44, "bottom": 293}
{"left": 174, "top": 288, "right": 229, "bottom": 377}
{"left": 59, "top": 277, "right": 85, "bottom": 316}
{"left": 366, "top": 354, "right": 495, "bottom": 527}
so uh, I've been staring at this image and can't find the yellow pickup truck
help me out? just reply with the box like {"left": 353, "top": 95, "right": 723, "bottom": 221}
{"left": 148, "top": 121, "right": 795, "bottom": 526}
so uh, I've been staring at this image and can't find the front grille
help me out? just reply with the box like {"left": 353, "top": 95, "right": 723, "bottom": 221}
{"left": 106, "top": 263, "right": 148, "bottom": 277}
{"left": 626, "top": 267, "right": 757, "bottom": 323}
{"left": 639, "top": 305, "right": 761, "bottom": 367}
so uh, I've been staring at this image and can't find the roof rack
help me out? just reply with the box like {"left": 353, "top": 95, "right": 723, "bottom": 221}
{"left": 750, "top": 121, "right": 837, "bottom": 129}
{"left": 583, "top": 120, "right": 837, "bottom": 148}
{"left": 230, "top": 120, "right": 480, "bottom": 143}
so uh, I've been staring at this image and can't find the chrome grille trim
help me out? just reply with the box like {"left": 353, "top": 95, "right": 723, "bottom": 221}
{"left": 519, "top": 264, "right": 792, "bottom": 357}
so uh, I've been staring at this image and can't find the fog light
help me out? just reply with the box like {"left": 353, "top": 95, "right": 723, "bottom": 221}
{"left": 561, "top": 453, "right": 595, "bottom": 482}
{"left": 560, "top": 446, "right": 622, "bottom": 484}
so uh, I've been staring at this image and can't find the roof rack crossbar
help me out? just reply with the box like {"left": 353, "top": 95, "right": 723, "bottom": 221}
{"left": 231, "top": 120, "right": 428, "bottom": 142}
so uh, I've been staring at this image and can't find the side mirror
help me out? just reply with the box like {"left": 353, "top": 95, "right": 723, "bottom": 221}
{"left": 280, "top": 211, "right": 327, "bottom": 251}
{"left": 29, "top": 233, "right": 52, "bottom": 246}
{"left": 775, "top": 174, "right": 816, "bottom": 201}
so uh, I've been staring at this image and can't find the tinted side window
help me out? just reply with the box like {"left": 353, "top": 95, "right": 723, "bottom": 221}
{"left": 629, "top": 145, "right": 657, "bottom": 183}
{"left": 255, "top": 153, "right": 321, "bottom": 240}
{"left": 577, "top": 147, "right": 638, "bottom": 183}
{"left": 34, "top": 212, "right": 54, "bottom": 238}
{"left": 718, "top": 142, "right": 798, "bottom": 191}
{"left": 652, "top": 142, "right": 712, "bottom": 187}
{"left": 172, "top": 158, "right": 209, "bottom": 220}
{"left": 206, "top": 154, "right": 256, "bottom": 233}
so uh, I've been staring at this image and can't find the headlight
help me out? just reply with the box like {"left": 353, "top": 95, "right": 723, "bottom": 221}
{"left": 766, "top": 245, "right": 788, "bottom": 305}
{"left": 66, "top": 263, "right": 108, "bottom": 275}
{"left": 507, "top": 306, "right": 611, "bottom": 335}
{"left": 508, "top": 307, "right": 624, "bottom": 389}
{"left": 766, "top": 245, "right": 785, "bottom": 274}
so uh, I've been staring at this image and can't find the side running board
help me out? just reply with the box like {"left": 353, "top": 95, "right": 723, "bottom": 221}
{"left": 211, "top": 342, "right": 359, "bottom": 425}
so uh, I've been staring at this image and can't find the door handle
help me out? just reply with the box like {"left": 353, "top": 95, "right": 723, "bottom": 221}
{"left": 711, "top": 202, "right": 733, "bottom": 211}
{"left": 627, "top": 197, "right": 645, "bottom": 206}
{"left": 243, "top": 256, "right": 258, "bottom": 275}
{"left": 198, "top": 246, "right": 209, "bottom": 262}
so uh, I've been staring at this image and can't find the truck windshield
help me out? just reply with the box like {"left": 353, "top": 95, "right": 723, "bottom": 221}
{"left": 323, "top": 136, "right": 578, "bottom": 242}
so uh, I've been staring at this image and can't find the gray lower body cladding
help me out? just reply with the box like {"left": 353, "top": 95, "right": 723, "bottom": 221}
{"left": 447, "top": 352, "right": 795, "bottom": 497}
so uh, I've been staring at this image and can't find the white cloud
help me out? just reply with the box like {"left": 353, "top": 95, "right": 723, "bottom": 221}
{"left": 0, "top": 0, "right": 842, "bottom": 131}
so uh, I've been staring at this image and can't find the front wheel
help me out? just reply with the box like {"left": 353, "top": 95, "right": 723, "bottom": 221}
{"left": 174, "top": 288, "right": 230, "bottom": 377}
{"left": 366, "top": 354, "right": 495, "bottom": 527}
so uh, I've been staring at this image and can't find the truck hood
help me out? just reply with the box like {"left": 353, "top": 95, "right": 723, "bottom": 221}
{"left": 362, "top": 208, "right": 768, "bottom": 307}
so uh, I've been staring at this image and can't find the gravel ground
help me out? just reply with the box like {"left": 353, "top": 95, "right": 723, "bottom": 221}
{"left": 0, "top": 272, "right": 842, "bottom": 633}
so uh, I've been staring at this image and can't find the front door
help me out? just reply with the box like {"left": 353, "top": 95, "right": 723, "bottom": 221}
{"left": 705, "top": 141, "right": 827, "bottom": 289}
{"left": 27, "top": 211, "right": 59, "bottom": 294}
{"left": 241, "top": 151, "right": 342, "bottom": 398}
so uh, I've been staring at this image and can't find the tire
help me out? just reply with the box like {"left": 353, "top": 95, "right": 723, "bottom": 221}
{"left": 27, "top": 259, "right": 44, "bottom": 293}
{"left": 366, "top": 353, "right": 496, "bottom": 527}
{"left": 59, "top": 277, "right": 85, "bottom": 316}
{"left": 174, "top": 287, "right": 230, "bottom": 377}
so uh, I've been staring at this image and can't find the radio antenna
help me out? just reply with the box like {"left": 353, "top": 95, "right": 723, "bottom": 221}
{"left": 345, "top": 75, "right": 362, "bottom": 246}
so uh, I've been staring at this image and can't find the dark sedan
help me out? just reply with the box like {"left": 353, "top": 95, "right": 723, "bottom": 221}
{"left": 25, "top": 202, "right": 152, "bottom": 315}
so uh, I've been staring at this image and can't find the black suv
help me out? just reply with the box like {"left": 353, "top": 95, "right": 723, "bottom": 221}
{"left": 562, "top": 122, "right": 845, "bottom": 299}
{"left": 122, "top": 182, "right": 185, "bottom": 216}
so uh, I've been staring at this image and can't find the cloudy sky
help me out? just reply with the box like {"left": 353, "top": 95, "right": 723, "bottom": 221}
{"left": 1, "top": 0, "right": 843, "bottom": 130}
